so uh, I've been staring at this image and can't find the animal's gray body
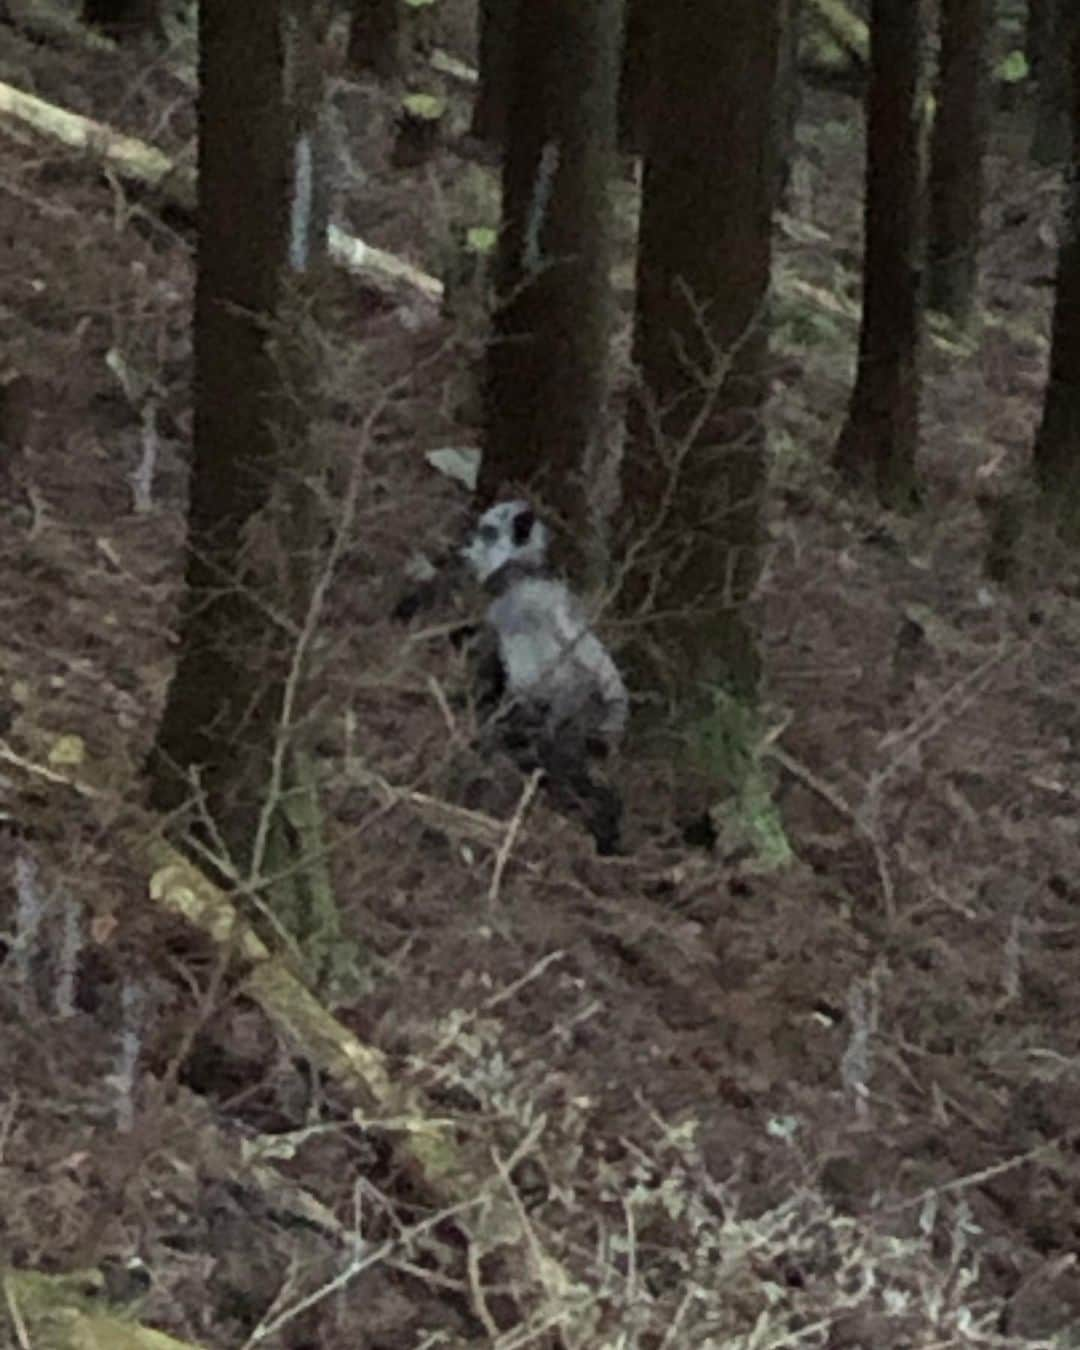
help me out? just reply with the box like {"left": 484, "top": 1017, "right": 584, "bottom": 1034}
{"left": 461, "top": 501, "right": 627, "bottom": 852}
{"left": 462, "top": 501, "right": 627, "bottom": 747}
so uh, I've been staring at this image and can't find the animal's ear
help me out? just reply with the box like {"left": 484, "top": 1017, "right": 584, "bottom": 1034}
{"left": 512, "top": 508, "right": 535, "bottom": 547}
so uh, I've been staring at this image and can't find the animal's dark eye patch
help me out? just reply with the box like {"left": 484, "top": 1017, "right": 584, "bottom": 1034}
{"left": 511, "top": 509, "right": 535, "bottom": 546}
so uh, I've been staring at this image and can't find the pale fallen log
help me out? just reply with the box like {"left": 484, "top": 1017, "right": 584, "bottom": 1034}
{"left": 0, "top": 78, "right": 444, "bottom": 302}
{"left": 0, "top": 77, "right": 196, "bottom": 210}
{"left": 429, "top": 46, "right": 477, "bottom": 85}
{"left": 328, "top": 224, "right": 442, "bottom": 302}
{"left": 805, "top": 0, "right": 868, "bottom": 68}
{"left": 1, "top": 0, "right": 115, "bottom": 53}
{"left": 0, "top": 736, "right": 580, "bottom": 1327}
{"left": 2, "top": 1267, "right": 200, "bottom": 1350}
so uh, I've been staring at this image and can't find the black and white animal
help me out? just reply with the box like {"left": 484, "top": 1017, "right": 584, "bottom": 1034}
{"left": 461, "top": 500, "right": 628, "bottom": 853}
{"left": 395, "top": 500, "right": 627, "bottom": 853}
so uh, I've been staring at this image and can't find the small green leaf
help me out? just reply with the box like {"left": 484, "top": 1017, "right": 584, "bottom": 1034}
{"left": 996, "top": 50, "right": 1029, "bottom": 85}
{"left": 465, "top": 226, "right": 496, "bottom": 254}
{"left": 402, "top": 92, "right": 444, "bottom": 120}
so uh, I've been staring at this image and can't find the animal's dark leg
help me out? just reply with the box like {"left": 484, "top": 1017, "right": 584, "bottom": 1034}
{"left": 536, "top": 740, "right": 624, "bottom": 856}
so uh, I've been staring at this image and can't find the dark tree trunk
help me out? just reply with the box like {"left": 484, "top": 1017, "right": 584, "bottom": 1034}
{"left": 770, "top": 0, "right": 803, "bottom": 211}
{"left": 1026, "top": 0, "right": 1051, "bottom": 82}
{"left": 834, "top": 0, "right": 927, "bottom": 508}
{"left": 479, "top": 0, "right": 622, "bottom": 532}
{"left": 83, "top": 0, "right": 162, "bottom": 40}
{"left": 622, "top": 0, "right": 780, "bottom": 701}
{"left": 1032, "top": 0, "right": 1072, "bottom": 164}
{"left": 927, "top": 0, "right": 990, "bottom": 327}
{"left": 346, "top": 0, "right": 402, "bottom": 81}
{"left": 617, "top": 0, "right": 654, "bottom": 154}
{"left": 471, "top": 0, "right": 519, "bottom": 145}
{"left": 1034, "top": 10, "right": 1080, "bottom": 539}
{"left": 149, "top": 0, "right": 325, "bottom": 864}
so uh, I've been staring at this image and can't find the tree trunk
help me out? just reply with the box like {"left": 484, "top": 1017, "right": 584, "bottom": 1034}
{"left": 470, "top": 0, "right": 518, "bottom": 145}
{"left": 771, "top": 0, "right": 803, "bottom": 211}
{"left": 834, "top": 0, "right": 927, "bottom": 508}
{"left": 1034, "top": 10, "right": 1080, "bottom": 540}
{"left": 1032, "top": 0, "right": 1073, "bottom": 164}
{"left": 617, "top": 0, "right": 654, "bottom": 154}
{"left": 927, "top": 0, "right": 989, "bottom": 327}
{"left": 1026, "top": 0, "right": 1051, "bottom": 82}
{"left": 346, "top": 0, "right": 402, "bottom": 81}
{"left": 82, "top": 0, "right": 162, "bottom": 40}
{"left": 622, "top": 0, "right": 780, "bottom": 702}
{"left": 149, "top": 0, "right": 325, "bottom": 867}
{"left": 479, "top": 0, "right": 621, "bottom": 534}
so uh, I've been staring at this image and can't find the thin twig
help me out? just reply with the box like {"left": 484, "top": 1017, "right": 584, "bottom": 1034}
{"left": 488, "top": 770, "right": 542, "bottom": 906}
{"left": 1, "top": 1276, "right": 31, "bottom": 1350}
{"left": 244, "top": 1193, "right": 485, "bottom": 1346}
{"left": 886, "top": 1127, "right": 1080, "bottom": 1214}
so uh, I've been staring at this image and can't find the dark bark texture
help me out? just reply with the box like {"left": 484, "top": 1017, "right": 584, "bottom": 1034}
{"left": 83, "top": 0, "right": 162, "bottom": 39}
{"left": 347, "top": 0, "right": 403, "bottom": 81}
{"left": 1026, "top": 0, "right": 1050, "bottom": 81}
{"left": 1034, "top": 10, "right": 1080, "bottom": 538}
{"left": 770, "top": 0, "right": 803, "bottom": 211}
{"left": 834, "top": 0, "right": 927, "bottom": 508}
{"left": 1032, "top": 0, "right": 1073, "bottom": 164}
{"left": 470, "top": 0, "right": 519, "bottom": 145}
{"left": 150, "top": 0, "right": 293, "bottom": 842}
{"left": 622, "top": 0, "right": 780, "bottom": 700}
{"left": 617, "top": 0, "right": 654, "bottom": 154}
{"left": 927, "top": 0, "right": 990, "bottom": 326}
{"left": 479, "top": 0, "right": 622, "bottom": 532}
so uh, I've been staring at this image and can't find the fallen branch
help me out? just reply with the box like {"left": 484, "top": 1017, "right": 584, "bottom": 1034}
{"left": 0, "top": 78, "right": 195, "bottom": 209}
{"left": 0, "top": 738, "right": 574, "bottom": 1329}
{"left": 805, "top": 0, "right": 868, "bottom": 69}
{"left": 2, "top": 1267, "right": 199, "bottom": 1350}
{"left": 0, "top": 78, "right": 444, "bottom": 302}
{"left": 1, "top": 0, "right": 114, "bottom": 54}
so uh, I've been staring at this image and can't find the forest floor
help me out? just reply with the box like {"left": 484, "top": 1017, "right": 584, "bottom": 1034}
{"left": 1, "top": 11, "right": 1080, "bottom": 1350}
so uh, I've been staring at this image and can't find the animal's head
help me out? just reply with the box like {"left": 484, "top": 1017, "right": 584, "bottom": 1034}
{"left": 461, "top": 500, "right": 550, "bottom": 584}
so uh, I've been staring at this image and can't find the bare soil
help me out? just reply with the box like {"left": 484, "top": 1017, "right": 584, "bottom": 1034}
{"left": 1, "top": 11, "right": 1079, "bottom": 1349}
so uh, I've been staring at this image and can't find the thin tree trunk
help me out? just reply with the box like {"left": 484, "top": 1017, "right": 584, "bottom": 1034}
{"left": 834, "top": 0, "right": 927, "bottom": 507}
{"left": 82, "top": 0, "right": 162, "bottom": 40}
{"left": 617, "top": 0, "right": 654, "bottom": 154}
{"left": 1032, "top": 0, "right": 1072, "bottom": 164}
{"left": 346, "top": 0, "right": 402, "bottom": 81}
{"left": 771, "top": 0, "right": 803, "bottom": 211}
{"left": 622, "top": 0, "right": 780, "bottom": 701}
{"left": 149, "top": 0, "right": 324, "bottom": 863}
{"left": 927, "top": 0, "right": 990, "bottom": 327}
{"left": 1034, "top": 10, "right": 1080, "bottom": 539}
{"left": 479, "top": 0, "right": 622, "bottom": 532}
{"left": 1026, "top": 0, "right": 1050, "bottom": 82}
{"left": 470, "top": 0, "right": 518, "bottom": 144}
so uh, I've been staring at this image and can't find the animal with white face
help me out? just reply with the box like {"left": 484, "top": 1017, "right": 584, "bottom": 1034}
{"left": 460, "top": 500, "right": 627, "bottom": 853}
{"left": 462, "top": 501, "right": 627, "bottom": 749}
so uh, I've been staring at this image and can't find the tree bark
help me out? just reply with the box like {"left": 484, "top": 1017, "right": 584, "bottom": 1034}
{"left": 1034, "top": 9, "right": 1080, "bottom": 539}
{"left": 617, "top": 0, "right": 653, "bottom": 154}
{"left": 149, "top": 0, "right": 325, "bottom": 866}
{"left": 834, "top": 0, "right": 927, "bottom": 508}
{"left": 771, "top": 0, "right": 803, "bottom": 211}
{"left": 346, "top": 0, "right": 403, "bottom": 81}
{"left": 470, "top": 0, "right": 518, "bottom": 145}
{"left": 927, "top": 0, "right": 990, "bottom": 327}
{"left": 622, "top": 0, "right": 780, "bottom": 701}
{"left": 479, "top": 0, "right": 621, "bottom": 533}
{"left": 82, "top": 0, "right": 162, "bottom": 40}
{"left": 1026, "top": 0, "right": 1051, "bottom": 82}
{"left": 1031, "top": 0, "right": 1073, "bottom": 165}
